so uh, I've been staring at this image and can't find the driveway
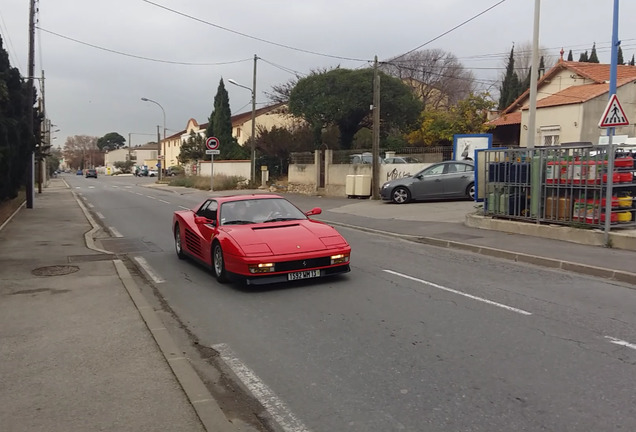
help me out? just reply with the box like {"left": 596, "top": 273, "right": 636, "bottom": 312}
{"left": 327, "top": 199, "right": 478, "bottom": 223}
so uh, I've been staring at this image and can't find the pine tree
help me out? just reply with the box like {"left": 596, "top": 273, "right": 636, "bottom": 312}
{"left": 567, "top": 50, "right": 573, "bottom": 61}
{"left": 589, "top": 43, "right": 599, "bottom": 63}
{"left": 207, "top": 79, "right": 248, "bottom": 160}
{"left": 631, "top": 54, "right": 635, "bottom": 66}
{"left": 498, "top": 46, "right": 521, "bottom": 110}
{"left": 618, "top": 46, "right": 625, "bottom": 65}
{"left": 578, "top": 51, "right": 589, "bottom": 62}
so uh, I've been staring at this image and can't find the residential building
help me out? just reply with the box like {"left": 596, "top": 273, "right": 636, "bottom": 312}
{"left": 488, "top": 53, "right": 636, "bottom": 147}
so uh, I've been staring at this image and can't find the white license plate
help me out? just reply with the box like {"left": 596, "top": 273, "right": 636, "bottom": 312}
{"left": 288, "top": 270, "right": 321, "bottom": 281}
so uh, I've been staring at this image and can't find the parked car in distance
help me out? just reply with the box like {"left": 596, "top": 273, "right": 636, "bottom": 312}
{"left": 173, "top": 195, "right": 351, "bottom": 285}
{"left": 76, "top": 169, "right": 83, "bottom": 175}
{"left": 384, "top": 156, "right": 421, "bottom": 164}
{"left": 85, "top": 168, "right": 98, "bottom": 178}
{"left": 350, "top": 152, "right": 385, "bottom": 165}
{"left": 380, "top": 160, "right": 475, "bottom": 204}
{"left": 165, "top": 166, "right": 183, "bottom": 176}
{"left": 148, "top": 169, "right": 158, "bottom": 177}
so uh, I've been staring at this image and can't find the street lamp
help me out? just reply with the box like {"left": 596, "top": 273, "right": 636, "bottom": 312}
{"left": 141, "top": 97, "right": 166, "bottom": 181}
{"left": 229, "top": 77, "right": 257, "bottom": 183}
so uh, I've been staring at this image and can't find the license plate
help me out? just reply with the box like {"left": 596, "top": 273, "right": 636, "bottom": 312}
{"left": 288, "top": 270, "right": 321, "bottom": 281}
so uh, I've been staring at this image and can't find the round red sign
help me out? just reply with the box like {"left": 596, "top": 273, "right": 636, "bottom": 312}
{"left": 206, "top": 137, "right": 220, "bottom": 150}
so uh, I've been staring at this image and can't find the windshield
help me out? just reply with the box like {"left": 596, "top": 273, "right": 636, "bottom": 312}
{"left": 220, "top": 198, "right": 308, "bottom": 225}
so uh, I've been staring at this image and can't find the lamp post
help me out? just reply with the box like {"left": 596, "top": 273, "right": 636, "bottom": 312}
{"left": 229, "top": 56, "right": 258, "bottom": 184}
{"left": 141, "top": 97, "right": 166, "bottom": 181}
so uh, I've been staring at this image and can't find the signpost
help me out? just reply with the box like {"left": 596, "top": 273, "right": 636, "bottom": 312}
{"left": 205, "top": 137, "right": 220, "bottom": 191}
{"left": 599, "top": 94, "right": 629, "bottom": 243}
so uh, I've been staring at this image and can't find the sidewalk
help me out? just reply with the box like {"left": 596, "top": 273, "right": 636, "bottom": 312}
{"left": 0, "top": 180, "right": 239, "bottom": 432}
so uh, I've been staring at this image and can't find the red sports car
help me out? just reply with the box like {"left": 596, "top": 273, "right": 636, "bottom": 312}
{"left": 172, "top": 194, "right": 351, "bottom": 285}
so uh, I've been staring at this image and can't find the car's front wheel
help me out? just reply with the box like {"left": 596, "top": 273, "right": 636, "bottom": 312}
{"left": 174, "top": 223, "right": 184, "bottom": 259}
{"left": 391, "top": 186, "right": 411, "bottom": 204}
{"left": 212, "top": 242, "right": 228, "bottom": 283}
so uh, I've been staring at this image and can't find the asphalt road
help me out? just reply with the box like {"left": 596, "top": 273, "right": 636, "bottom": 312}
{"left": 65, "top": 174, "right": 636, "bottom": 432}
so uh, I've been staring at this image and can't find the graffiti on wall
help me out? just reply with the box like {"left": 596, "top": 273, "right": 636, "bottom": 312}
{"left": 386, "top": 168, "right": 412, "bottom": 181}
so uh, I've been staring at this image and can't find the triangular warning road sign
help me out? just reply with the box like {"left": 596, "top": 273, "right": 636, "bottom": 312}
{"left": 599, "top": 94, "right": 629, "bottom": 128}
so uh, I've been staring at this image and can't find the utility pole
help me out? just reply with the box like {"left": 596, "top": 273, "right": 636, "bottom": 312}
{"left": 526, "top": 0, "right": 541, "bottom": 149}
{"left": 26, "top": 0, "right": 36, "bottom": 208}
{"left": 156, "top": 125, "right": 161, "bottom": 178}
{"left": 250, "top": 54, "right": 258, "bottom": 184}
{"left": 371, "top": 56, "right": 381, "bottom": 200}
{"left": 38, "top": 70, "right": 46, "bottom": 194}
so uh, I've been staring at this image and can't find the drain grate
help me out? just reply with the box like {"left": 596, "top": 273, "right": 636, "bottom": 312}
{"left": 32, "top": 265, "right": 80, "bottom": 276}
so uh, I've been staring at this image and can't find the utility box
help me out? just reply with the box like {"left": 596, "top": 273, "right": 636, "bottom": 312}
{"left": 345, "top": 175, "right": 356, "bottom": 198}
{"left": 354, "top": 175, "right": 372, "bottom": 197}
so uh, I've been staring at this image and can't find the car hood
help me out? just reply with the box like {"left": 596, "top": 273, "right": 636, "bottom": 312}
{"left": 383, "top": 176, "right": 415, "bottom": 188}
{"left": 224, "top": 220, "right": 344, "bottom": 255}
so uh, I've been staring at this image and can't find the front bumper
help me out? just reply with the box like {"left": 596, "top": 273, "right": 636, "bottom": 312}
{"left": 239, "top": 264, "right": 351, "bottom": 286}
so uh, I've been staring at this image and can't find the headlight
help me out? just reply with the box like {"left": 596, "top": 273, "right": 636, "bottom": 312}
{"left": 381, "top": 183, "right": 390, "bottom": 189}
{"left": 248, "top": 263, "right": 275, "bottom": 273}
{"left": 331, "top": 253, "right": 350, "bottom": 265}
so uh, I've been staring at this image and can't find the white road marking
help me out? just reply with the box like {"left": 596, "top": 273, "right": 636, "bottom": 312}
{"left": 125, "top": 186, "right": 132, "bottom": 189}
{"left": 159, "top": 199, "right": 170, "bottom": 204}
{"left": 213, "top": 343, "right": 311, "bottom": 432}
{"left": 146, "top": 195, "right": 157, "bottom": 200}
{"left": 88, "top": 186, "right": 95, "bottom": 189}
{"left": 136, "top": 192, "right": 143, "bottom": 196}
{"left": 133, "top": 257, "right": 165, "bottom": 283}
{"left": 87, "top": 203, "right": 94, "bottom": 208}
{"left": 75, "top": 187, "right": 81, "bottom": 189}
{"left": 95, "top": 212, "right": 105, "bottom": 219}
{"left": 605, "top": 336, "right": 636, "bottom": 350}
{"left": 109, "top": 227, "right": 123, "bottom": 238}
{"left": 383, "top": 270, "right": 532, "bottom": 316}
{"left": 112, "top": 185, "right": 119, "bottom": 188}
{"left": 179, "top": 206, "right": 190, "bottom": 210}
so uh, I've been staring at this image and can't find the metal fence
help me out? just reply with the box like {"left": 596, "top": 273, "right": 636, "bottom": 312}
{"left": 482, "top": 144, "right": 636, "bottom": 230}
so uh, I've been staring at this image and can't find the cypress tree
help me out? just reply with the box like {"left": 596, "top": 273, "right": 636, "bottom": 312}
{"left": 618, "top": 46, "right": 624, "bottom": 65}
{"left": 630, "top": 54, "right": 635, "bottom": 66}
{"left": 567, "top": 50, "right": 573, "bottom": 61}
{"left": 539, "top": 56, "right": 545, "bottom": 77}
{"left": 498, "top": 46, "right": 521, "bottom": 110}
{"left": 578, "top": 51, "right": 589, "bottom": 62}
{"left": 206, "top": 79, "right": 248, "bottom": 160}
{"left": 589, "top": 43, "right": 599, "bottom": 63}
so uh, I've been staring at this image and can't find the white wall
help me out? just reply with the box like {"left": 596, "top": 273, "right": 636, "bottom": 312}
{"left": 198, "top": 160, "right": 250, "bottom": 179}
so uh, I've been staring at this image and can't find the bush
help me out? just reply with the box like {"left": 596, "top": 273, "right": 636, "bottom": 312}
{"left": 168, "top": 174, "right": 248, "bottom": 191}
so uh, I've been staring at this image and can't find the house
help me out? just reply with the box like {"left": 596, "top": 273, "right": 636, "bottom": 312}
{"left": 160, "top": 102, "right": 299, "bottom": 169}
{"left": 488, "top": 53, "right": 636, "bottom": 147}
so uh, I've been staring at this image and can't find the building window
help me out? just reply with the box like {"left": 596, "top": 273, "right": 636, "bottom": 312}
{"left": 236, "top": 127, "right": 241, "bottom": 137}
{"left": 540, "top": 126, "right": 560, "bottom": 146}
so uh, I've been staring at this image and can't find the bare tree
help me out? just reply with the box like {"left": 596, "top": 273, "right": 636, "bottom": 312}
{"left": 63, "top": 135, "right": 100, "bottom": 169}
{"left": 510, "top": 41, "right": 555, "bottom": 83}
{"left": 381, "top": 49, "right": 475, "bottom": 110}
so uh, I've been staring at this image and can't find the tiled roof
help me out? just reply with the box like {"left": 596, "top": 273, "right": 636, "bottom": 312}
{"left": 487, "top": 111, "right": 521, "bottom": 126}
{"left": 231, "top": 102, "right": 286, "bottom": 126}
{"left": 500, "top": 60, "right": 636, "bottom": 115}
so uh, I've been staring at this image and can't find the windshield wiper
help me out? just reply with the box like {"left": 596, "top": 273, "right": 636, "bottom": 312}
{"left": 263, "top": 217, "right": 301, "bottom": 223}
{"left": 224, "top": 220, "right": 253, "bottom": 225}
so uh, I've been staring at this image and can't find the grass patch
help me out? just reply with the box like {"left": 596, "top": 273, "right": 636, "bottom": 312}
{"left": 168, "top": 174, "right": 248, "bottom": 191}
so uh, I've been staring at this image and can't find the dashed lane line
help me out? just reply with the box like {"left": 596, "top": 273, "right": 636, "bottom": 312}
{"left": 384, "top": 269, "right": 532, "bottom": 316}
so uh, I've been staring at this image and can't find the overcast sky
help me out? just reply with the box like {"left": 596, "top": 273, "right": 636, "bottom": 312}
{"left": 2, "top": 0, "right": 635, "bottom": 148}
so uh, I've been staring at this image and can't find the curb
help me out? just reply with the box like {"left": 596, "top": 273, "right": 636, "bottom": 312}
{"left": 68, "top": 181, "right": 237, "bottom": 432}
{"left": 322, "top": 219, "right": 636, "bottom": 287}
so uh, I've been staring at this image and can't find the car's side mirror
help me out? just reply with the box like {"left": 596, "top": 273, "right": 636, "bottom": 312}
{"left": 194, "top": 216, "right": 215, "bottom": 226}
{"left": 305, "top": 207, "right": 322, "bottom": 216}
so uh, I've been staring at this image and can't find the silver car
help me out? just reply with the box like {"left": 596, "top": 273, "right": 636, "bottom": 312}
{"left": 380, "top": 161, "right": 475, "bottom": 204}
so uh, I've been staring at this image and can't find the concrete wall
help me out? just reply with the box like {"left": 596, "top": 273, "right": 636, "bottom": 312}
{"left": 288, "top": 150, "right": 433, "bottom": 196}
{"left": 197, "top": 160, "right": 250, "bottom": 178}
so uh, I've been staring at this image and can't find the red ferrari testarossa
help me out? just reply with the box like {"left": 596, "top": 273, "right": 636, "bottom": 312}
{"left": 172, "top": 194, "right": 351, "bottom": 285}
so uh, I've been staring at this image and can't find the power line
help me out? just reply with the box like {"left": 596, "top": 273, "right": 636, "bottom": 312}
{"left": 390, "top": 0, "right": 509, "bottom": 62}
{"left": 259, "top": 58, "right": 306, "bottom": 77}
{"left": 141, "top": 0, "right": 371, "bottom": 62}
{"left": 36, "top": 27, "right": 253, "bottom": 66}
{"left": 0, "top": 10, "right": 22, "bottom": 70}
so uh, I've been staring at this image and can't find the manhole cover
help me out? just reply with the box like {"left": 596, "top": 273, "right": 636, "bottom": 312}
{"left": 32, "top": 265, "right": 80, "bottom": 276}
